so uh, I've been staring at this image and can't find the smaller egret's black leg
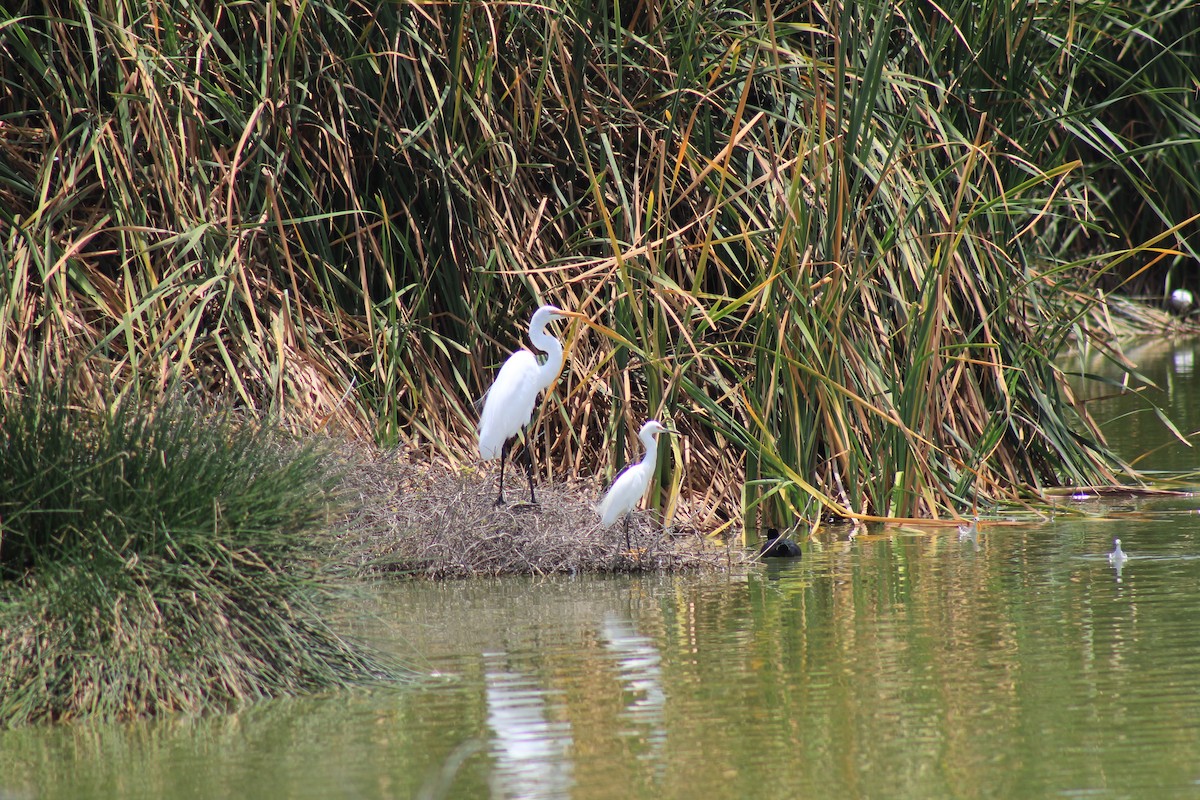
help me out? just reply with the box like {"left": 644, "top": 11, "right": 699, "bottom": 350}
{"left": 623, "top": 514, "right": 631, "bottom": 551}
{"left": 495, "top": 440, "right": 511, "bottom": 506}
{"left": 523, "top": 438, "right": 538, "bottom": 505}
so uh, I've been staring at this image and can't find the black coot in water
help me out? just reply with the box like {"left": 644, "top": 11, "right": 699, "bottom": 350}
{"left": 759, "top": 528, "right": 801, "bottom": 558}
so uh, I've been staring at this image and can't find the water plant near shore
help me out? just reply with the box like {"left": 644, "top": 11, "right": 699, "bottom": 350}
{"left": 1, "top": 0, "right": 1197, "bottom": 531}
{"left": 0, "top": 382, "right": 394, "bottom": 727}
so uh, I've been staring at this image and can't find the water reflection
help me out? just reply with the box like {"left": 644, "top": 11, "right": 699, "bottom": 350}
{"left": 484, "top": 656, "right": 574, "bottom": 799}
{"left": 600, "top": 612, "right": 667, "bottom": 764}
{"left": 1111, "top": 556, "right": 1127, "bottom": 583}
{"left": 7, "top": 513, "right": 1200, "bottom": 799}
{"left": 1174, "top": 346, "right": 1194, "bottom": 376}
{"left": 1066, "top": 335, "right": 1200, "bottom": 472}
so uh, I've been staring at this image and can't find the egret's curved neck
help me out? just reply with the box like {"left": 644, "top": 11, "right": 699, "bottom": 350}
{"left": 530, "top": 320, "right": 565, "bottom": 391}
{"left": 638, "top": 429, "right": 660, "bottom": 470}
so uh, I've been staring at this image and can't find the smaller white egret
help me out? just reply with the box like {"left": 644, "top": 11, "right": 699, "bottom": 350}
{"left": 1108, "top": 537, "right": 1127, "bottom": 566}
{"left": 598, "top": 420, "right": 675, "bottom": 550}
{"left": 478, "top": 305, "right": 584, "bottom": 506}
{"left": 1169, "top": 288, "right": 1194, "bottom": 315}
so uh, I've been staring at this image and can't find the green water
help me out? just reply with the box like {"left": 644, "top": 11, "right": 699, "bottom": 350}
{"left": 4, "top": 339, "right": 1200, "bottom": 799}
{"left": 1065, "top": 335, "right": 1200, "bottom": 474}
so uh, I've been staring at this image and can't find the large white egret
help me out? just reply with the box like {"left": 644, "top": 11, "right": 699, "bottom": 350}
{"left": 478, "top": 304, "right": 584, "bottom": 506}
{"left": 598, "top": 419, "right": 674, "bottom": 549}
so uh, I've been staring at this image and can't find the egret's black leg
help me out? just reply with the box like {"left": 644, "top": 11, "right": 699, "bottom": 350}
{"left": 495, "top": 440, "right": 511, "bottom": 506}
{"left": 523, "top": 438, "right": 538, "bottom": 504}
{"left": 623, "top": 514, "right": 631, "bottom": 551}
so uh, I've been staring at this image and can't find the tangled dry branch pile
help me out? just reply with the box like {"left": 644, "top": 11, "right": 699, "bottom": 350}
{"left": 334, "top": 445, "right": 741, "bottom": 579}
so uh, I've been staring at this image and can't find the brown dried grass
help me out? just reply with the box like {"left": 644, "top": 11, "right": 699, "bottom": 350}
{"left": 333, "top": 443, "right": 743, "bottom": 579}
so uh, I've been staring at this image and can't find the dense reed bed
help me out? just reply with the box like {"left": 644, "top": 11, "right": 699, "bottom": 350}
{"left": 2, "top": 0, "right": 1198, "bottom": 532}
{"left": 0, "top": 383, "right": 395, "bottom": 726}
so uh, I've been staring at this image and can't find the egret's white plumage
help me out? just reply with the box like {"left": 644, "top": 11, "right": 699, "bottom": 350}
{"left": 1108, "top": 537, "right": 1127, "bottom": 565}
{"left": 478, "top": 305, "right": 580, "bottom": 505}
{"left": 598, "top": 420, "right": 673, "bottom": 547}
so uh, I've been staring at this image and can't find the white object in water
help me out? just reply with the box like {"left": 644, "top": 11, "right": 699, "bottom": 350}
{"left": 1108, "top": 537, "right": 1127, "bottom": 565}
{"left": 957, "top": 517, "right": 978, "bottom": 541}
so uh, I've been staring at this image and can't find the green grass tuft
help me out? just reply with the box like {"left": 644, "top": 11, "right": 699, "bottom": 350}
{"left": 0, "top": 382, "right": 395, "bottom": 727}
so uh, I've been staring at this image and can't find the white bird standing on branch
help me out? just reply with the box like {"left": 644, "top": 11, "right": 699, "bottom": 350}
{"left": 598, "top": 419, "right": 675, "bottom": 550}
{"left": 478, "top": 305, "right": 584, "bottom": 506}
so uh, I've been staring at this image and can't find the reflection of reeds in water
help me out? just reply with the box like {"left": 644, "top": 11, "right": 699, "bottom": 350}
{"left": 2, "top": 0, "right": 1196, "bottom": 530}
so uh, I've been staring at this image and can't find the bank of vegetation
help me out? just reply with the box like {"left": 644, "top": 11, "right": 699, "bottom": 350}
{"left": 3, "top": 0, "right": 1198, "bottom": 526}
{"left": 1, "top": 0, "right": 1198, "bottom": 724}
